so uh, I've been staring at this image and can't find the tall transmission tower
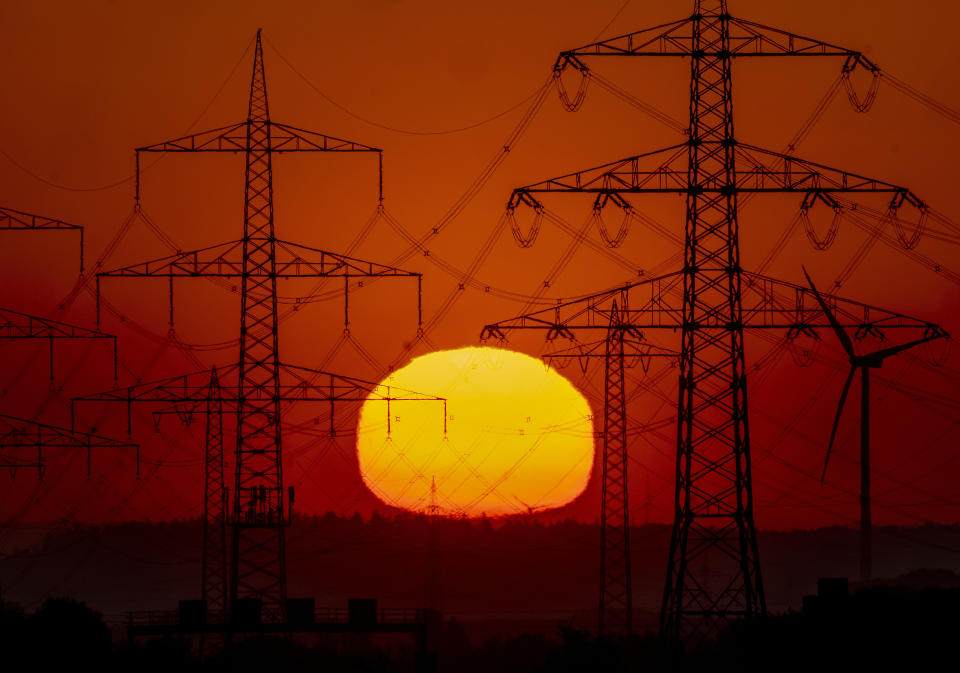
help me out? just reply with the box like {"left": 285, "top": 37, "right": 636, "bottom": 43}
{"left": 146, "top": 367, "right": 228, "bottom": 616}
{"left": 202, "top": 367, "right": 227, "bottom": 616}
{"left": 86, "top": 29, "right": 439, "bottom": 615}
{"left": 0, "top": 208, "right": 132, "bottom": 475}
{"left": 74, "top": 364, "right": 442, "bottom": 621}
{"left": 540, "top": 311, "right": 678, "bottom": 634}
{"left": 483, "top": 0, "right": 947, "bottom": 639}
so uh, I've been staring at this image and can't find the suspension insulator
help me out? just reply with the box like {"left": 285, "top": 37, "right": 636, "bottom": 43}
{"left": 842, "top": 66, "right": 881, "bottom": 113}
{"left": 507, "top": 205, "right": 544, "bottom": 248}
{"left": 554, "top": 60, "right": 591, "bottom": 112}
{"left": 886, "top": 207, "right": 927, "bottom": 250}
{"left": 786, "top": 332, "right": 819, "bottom": 368}
{"left": 577, "top": 355, "right": 590, "bottom": 374}
{"left": 593, "top": 206, "right": 633, "bottom": 248}
{"left": 801, "top": 204, "right": 843, "bottom": 251}
{"left": 546, "top": 352, "right": 574, "bottom": 371}
{"left": 922, "top": 336, "right": 951, "bottom": 368}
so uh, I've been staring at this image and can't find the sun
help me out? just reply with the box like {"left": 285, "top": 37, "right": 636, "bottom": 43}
{"left": 356, "top": 346, "right": 595, "bottom": 517}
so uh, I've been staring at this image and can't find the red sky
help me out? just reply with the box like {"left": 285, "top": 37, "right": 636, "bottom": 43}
{"left": 0, "top": 0, "right": 959, "bottom": 534}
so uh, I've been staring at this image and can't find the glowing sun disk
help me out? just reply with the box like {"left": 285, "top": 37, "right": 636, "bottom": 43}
{"left": 356, "top": 347, "right": 594, "bottom": 517}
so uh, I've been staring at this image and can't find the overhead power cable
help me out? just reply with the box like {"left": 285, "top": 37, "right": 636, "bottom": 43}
{"left": 266, "top": 38, "right": 547, "bottom": 137}
{"left": 882, "top": 70, "right": 960, "bottom": 126}
{"left": 0, "top": 34, "right": 254, "bottom": 193}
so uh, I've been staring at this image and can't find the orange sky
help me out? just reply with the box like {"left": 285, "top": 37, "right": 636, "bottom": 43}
{"left": 1, "top": 0, "right": 959, "bottom": 532}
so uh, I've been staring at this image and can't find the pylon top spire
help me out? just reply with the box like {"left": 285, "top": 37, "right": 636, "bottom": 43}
{"left": 248, "top": 29, "right": 270, "bottom": 123}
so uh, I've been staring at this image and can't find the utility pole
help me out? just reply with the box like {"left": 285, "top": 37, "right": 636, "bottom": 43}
{"left": 483, "top": 0, "right": 947, "bottom": 639}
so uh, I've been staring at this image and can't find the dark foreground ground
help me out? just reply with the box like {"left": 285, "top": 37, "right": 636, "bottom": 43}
{"left": 1, "top": 516, "right": 959, "bottom": 670}
{"left": 1, "top": 582, "right": 958, "bottom": 672}
{"left": 3, "top": 515, "right": 960, "bottom": 630}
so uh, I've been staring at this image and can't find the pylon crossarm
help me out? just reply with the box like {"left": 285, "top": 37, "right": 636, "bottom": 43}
{"left": 0, "top": 307, "right": 113, "bottom": 340}
{"left": 733, "top": 144, "right": 923, "bottom": 209}
{"left": 98, "top": 239, "right": 417, "bottom": 279}
{"left": 277, "top": 363, "right": 446, "bottom": 403}
{"left": 0, "top": 414, "right": 137, "bottom": 449}
{"left": 1, "top": 206, "right": 85, "bottom": 273}
{"left": 506, "top": 145, "right": 688, "bottom": 208}
{"left": 95, "top": 239, "right": 422, "bottom": 328}
{"left": 98, "top": 240, "right": 245, "bottom": 277}
{"left": 741, "top": 272, "right": 949, "bottom": 338}
{"left": 268, "top": 122, "right": 381, "bottom": 153}
{"left": 561, "top": 15, "right": 870, "bottom": 63}
{"left": 726, "top": 17, "right": 875, "bottom": 64}
{"left": 136, "top": 122, "right": 249, "bottom": 153}
{"left": 0, "top": 206, "right": 82, "bottom": 231}
{"left": 139, "top": 121, "right": 381, "bottom": 154}
{"left": 480, "top": 272, "right": 685, "bottom": 340}
{"left": 561, "top": 18, "right": 694, "bottom": 57}
{"left": 72, "top": 363, "right": 444, "bottom": 432}
{"left": 73, "top": 365, "right": 240, "bottom": 411}
{"left": 1, "top": 413, "right": 138, "bottom": 477}
{"left": 480, "top": 269, "right": 945, "bottom": 341}
{"left": 0, "top": 307, "right": 118, "bottom": 380}
{"left": 542, "top": 335, "right": 678, "bottom": 361}
{"left": 543, "top": 334, "right": 679, "bottom": 376}
{"left": 507, "top": 143, "right": 920, "bottom": 212}
{"left": 0, "top": 456, "right": 42, "bottom": 471}
{"left": 150, "top": 400, "right": 210, "bottom": 428}
{"left": 275, "top": 241, "right": 420, "bottom": 277}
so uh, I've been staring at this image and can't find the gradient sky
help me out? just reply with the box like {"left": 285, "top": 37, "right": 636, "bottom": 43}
{"left": 0, "top": 0, "right": 958, "bottom": 533}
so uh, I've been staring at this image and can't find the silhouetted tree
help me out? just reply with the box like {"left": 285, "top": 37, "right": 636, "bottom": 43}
{"left": 29, "top": 597, "right": 111, "bottom": 669}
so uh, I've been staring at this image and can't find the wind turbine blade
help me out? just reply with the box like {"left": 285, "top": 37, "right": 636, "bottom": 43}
{"left": 822, "top": 366, "right": 857, "bottom": 485}
{"left": 802, "top": 266, "right": 855, "bottom": 358}
{"left": 868, "top": 336, "right": 937, "bottom": 362}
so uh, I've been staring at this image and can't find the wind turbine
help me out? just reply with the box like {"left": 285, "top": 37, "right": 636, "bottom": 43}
{"left": 803, "top": 267, "right": 940, "bottom": 581}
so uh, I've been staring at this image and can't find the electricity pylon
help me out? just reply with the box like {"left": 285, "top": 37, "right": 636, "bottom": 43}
{"left": 90, "top": 30, "right": 432, "bottom": 613}
{"left": 73, "top": 364, "right": 444, "bottom": 618}
{"left": 109, "top": 364, "right": 443, "bottom": 620}
{"left": 201, "top": 367, "right": 227, "bottom": 615}
{"left": 146, "top": 366, "right": 229, "bottom": 618}
{"left": 540, "top": 305, "right": 678, "bottom": 634}
{"left": 484, "top": 0, "right": 947, "bottom": 640}
{"left": 0, "top": 208, "right": 129, "bottom": 476}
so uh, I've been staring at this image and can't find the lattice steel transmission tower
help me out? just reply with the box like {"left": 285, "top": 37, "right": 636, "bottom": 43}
{"left": 484, "top": 0, "right": 947, "bottom": 639}
{"left": 145, "top": 367, "right": 228, "bottom": 615}
{"left": 87, "top": 30, "right": 435, "bottom": 615}
{"left": 540, "top": 308, "right": 678, "bottom": 634}
{"left": 198, "top": 367, "right": 228, "bottom": 616}
{"left": 0, "top": 208, "right": 131, "bottom": 475}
